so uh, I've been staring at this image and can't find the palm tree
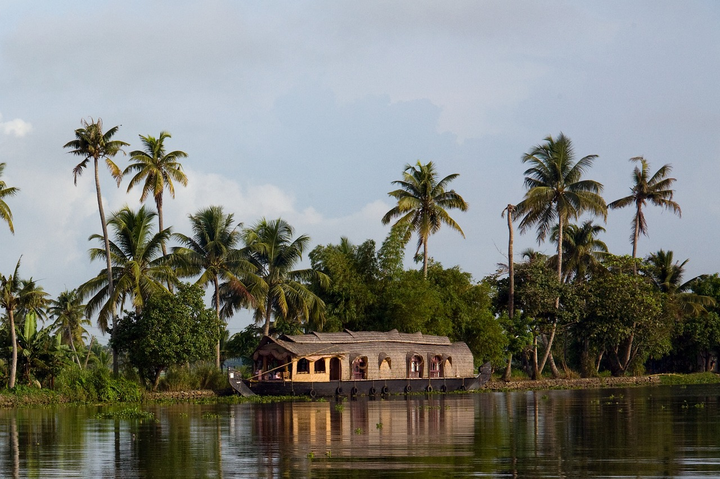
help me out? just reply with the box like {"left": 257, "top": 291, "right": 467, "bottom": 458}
{"left": 0, "top": 163, "right": 19, "bottom": 234}
{"left": 0, "top": 259, "right": 49, "bottom": 388}
{"left": 644, "top": 250, "right": 713, "bottom": 316}
{"left": 381, "top": 161, "right": 468, "bottom": 279}
{"left": 173, "top": 206, "right": 256, "bottom": 367}
{"left": 80, "top": 206, "right": 175, "bottom": 331}
{"left": 49, "top": 290, "right": 91, "bottom": 367}
{"left": 550, "top": 220, "right": 608, "bottom": 282}
{"left": 608, "top": 157, "right": 681, "bottom": 273}
{"left": 516, "top": 133, "right": 607, "bottom": 377}
{"left": 242, "top": 218, "right": 329, "bottom": 336}
{"left": 124, "top": 131, "right": 188, "bottom": 256}
{"left": 64, "top": 118, "right": 128, "bottom": 374}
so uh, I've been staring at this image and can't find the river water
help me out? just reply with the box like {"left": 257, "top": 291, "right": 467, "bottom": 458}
{"left": 0, "top": 384, "right": 718, "bottom": 478}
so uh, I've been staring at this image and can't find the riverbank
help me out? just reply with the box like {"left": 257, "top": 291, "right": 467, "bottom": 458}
{"left": 0, "top": 372, "right": 717, "bottom": 408}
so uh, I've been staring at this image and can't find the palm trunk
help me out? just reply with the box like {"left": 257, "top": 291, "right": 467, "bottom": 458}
{"left": 502, "top": 353, "right": 513, "bottom": 381}
{"left": 8, "top": 309, "right": 17, "bottom": 388}
{"left": 507, "top": 205, "right": 515, "bottom": 318}
{"left": 214, "top": 276, "right": 221, "bottom": 369}
{"left": 156, "top": 194, "right": 167, "bottom": 257}
{"left": 632, "top": 203, "right": 641, "bottom": 275}
{"left": 422, "top": 238, "right": 429, "bottom": 279}
{"left": 263, "top": 299, "right": 273, "bottom": 337}
{"left": 83, "top": 336, "right": 94, "bottom": 369}
{"left": 93, "top": 157, "right": 117, "bottom": 375}
{"left": 69, "top": 335, "right": 81, "bottom": 367}
{"left": 537, "top": 214, "right": 564, "bottom": 378}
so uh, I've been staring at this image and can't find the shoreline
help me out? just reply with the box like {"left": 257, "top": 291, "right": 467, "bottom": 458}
{"left": 483, "top": 375, "right": 661, "bottom": 392}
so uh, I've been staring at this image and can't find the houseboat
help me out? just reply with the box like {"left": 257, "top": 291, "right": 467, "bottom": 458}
{"left": 228, "top": 329, "right": 491, "bottom": 397}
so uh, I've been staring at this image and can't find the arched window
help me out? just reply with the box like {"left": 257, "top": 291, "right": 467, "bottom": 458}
{"left": 408, "top": 354, "right": 423, "bottom": 378}
{"left": 429, "top": 355, "right": 443, "bottom": 378}
{"left": 352, "top": 356, "right": 368, "bottom": 380}
{"left": 314, "top": 358, "right": 326, "bottom": 373}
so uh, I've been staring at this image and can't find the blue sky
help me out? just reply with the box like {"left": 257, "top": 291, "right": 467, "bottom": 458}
{"left": 1, "top": 1, "right": 719, "bottom": 340}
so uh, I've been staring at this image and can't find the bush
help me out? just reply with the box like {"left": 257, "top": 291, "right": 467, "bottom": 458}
{"left": 158, "top": 362, "right": 227, "bottom": 391}
{"left": 56, "top": 367, "right": 142, "bottom": 403}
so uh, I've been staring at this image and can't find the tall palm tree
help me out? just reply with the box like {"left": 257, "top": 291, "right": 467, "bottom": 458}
{"left": 242, "top": 218, "right": 329, "bottom": 336}
{"left": 608, "top": 157, "right": 681, "bottom": 273}
{"left": 516, "top": 133, "right": 607, "bottom": 377}
{"left": 550, "top": 220, "right": 608, "bottom": 282}
{"left": 0, "top": 162, "right": 19, "bottom": 234}
{"left": 643, "top": 250, "right": 713, "bottom": 316}
{"left": 173, "top": 206, "right": 256, "bottom": 367}
{"left": 64, "top": 118, "right": 128, "bottom": 374}
{"left": 0, "top": 259, "right": 49, "bottom": 388}
{"left": 80, "top": 206, "right": 175, "bottom": 331}
{"left": 381, "top": 161, "right": 468, "bottom": 279}
{"left": 124, "top": 131, "right": 188, "bottom": 256}
{"left": 49, "top": 289, "right": 91, "bottom": 367}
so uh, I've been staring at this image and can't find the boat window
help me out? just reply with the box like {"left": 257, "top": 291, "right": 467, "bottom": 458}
{"left": 297, "top": 358, "right": 310, "bottom": 373}
{"left": 314, "top": 359, "right": 326, "bottom": 373}
{"left": 408, "top": 355, "right": 423, "bottom": 378}
{"left": 430, "top": 355, "right": 443, "bottom": 378}
{"left": 352, "top": 356, "right": 368, "bottom": 380}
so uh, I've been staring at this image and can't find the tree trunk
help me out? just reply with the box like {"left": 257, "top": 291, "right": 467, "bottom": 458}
{"left": 69, "top": 335, "right": 81, "bottom": 368}
{"left": 156, "top": 194, "right": 167, "bottom": 257}
{"left": 422, "top": 238, "right": 429, "bottom": 279}
{"left": 502, "top": 353, "right": 513, "bottom": 381}
{"left": 152, "top": 368, "right": 163, "bottom": 391}
{"left": 537, "top": 323, "right": 558, "bottom": 377}
{"left": 631, "top": 202, "right": 642, "bottom": 274}
{"left": 532, "top": 335, "right": 540, "bottom": 380}
{"left": 263, "top": 298, "right": 273, "bottom": 337}
{"left": 214, "top": 276, "right": 221, "bottom": 369}
{"left": 9, "top": 309, "right": 16, "bottom": 388}
{"left": 506, "top": 205, "right": 515, "bottom": 318}
{"left": 83, "top": 336, "right": 94, "bottom": 370}
{"left": 93, "top": 157, "right": 117, "bottom": 375}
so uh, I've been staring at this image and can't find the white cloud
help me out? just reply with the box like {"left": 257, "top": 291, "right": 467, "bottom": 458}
{"left": 0, "top": 114, "right": 32, "bottom": 137}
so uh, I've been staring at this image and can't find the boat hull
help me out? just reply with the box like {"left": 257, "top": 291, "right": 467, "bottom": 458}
{"left": 229, "top": 362, "right": 491, "bottom": 397}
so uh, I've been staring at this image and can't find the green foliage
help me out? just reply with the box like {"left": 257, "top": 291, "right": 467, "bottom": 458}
{"left": 112, "top": 284, "right": 219, "bottom": 389}
{"left": 95, "top": 407, "right": 155, "bottom": 420}
{"left": 56, "top": 367, "right": 142, "bottom": 402}
{"left": 659, "top": 372, "right": 720, "bottom": 385}
{"left": 225, "top": 325, "right": 263, "bottom": 363}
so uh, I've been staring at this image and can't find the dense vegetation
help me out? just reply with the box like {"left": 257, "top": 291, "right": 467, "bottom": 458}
{"left": 0, "top": 120, "right": 717, "bottom": 399}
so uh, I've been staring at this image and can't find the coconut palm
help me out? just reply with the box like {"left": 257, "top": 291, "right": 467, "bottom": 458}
{"left": 0, "top": 163, "right": 19, "bottom": 234}
{"left": 608, "top": 157, "right": 681, "bottom": 272}
{"left": 80, "top": 205, "right": 175, "bottom": 331}
{"left": 550, "top": 220, "right": 608, "bottom": 282}
{"left": 500, "top": 204, "right": 516, "bottom": 380}
{"left": 124, "top": 131, "right": 188, "bottom": 256}
{"left": 49, "top": 290, "right": 91, "bottom": 367}
{"left": 242, "top": 218, "right": 329, "bottom": 336}
{"left": 644, "top": 250, "right": 713, "bottom": 316}
{"left": 64, "top": 118, "right": 128, "bottom": 374}
{"left": 0, "top": 259, "right": 49, "bottom": 388}
{"left": 173, "top": 206, "right": 257, "bottom": 367}
{"left": 382, "top": 161, "right": 468, "bottom": 279}
{"left": 516, "top": 133, "right": 607, "bottom": 377}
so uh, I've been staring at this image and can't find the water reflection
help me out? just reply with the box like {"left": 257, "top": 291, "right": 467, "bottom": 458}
{"left": 0, "top": 385, "right": 718, "bottom": 477}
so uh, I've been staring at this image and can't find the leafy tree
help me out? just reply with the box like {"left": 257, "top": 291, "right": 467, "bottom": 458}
{"left": 64, "top": 118, "right": 128, "bottom": 374}
{"left": 0, "top": 162, "right": 19, "bottom": 234}
{"left": 608, "top": 157, "right": 681, "bottom": 271}
{"left": 309, "top": 238, "right": 378, "bottom": 331}
{"left": 583, "top": 255, "right": 667, "bottom": 376}
{"left": 81, "top": 205, "right": 175, "bottom": 330}
{"left": 49, "top": 289, "right": 90, "bottom": 367}
{"left": 225, "top": 325, "right": 263, "bottom": 365}
{"left": 516, "top": 133, "right": 606, "bottom": 377}
{"left": 124, "top": 131, "right": 188, "bottom": 256}
{"left": 382, "top": 161, "right": 468, "bottom": 279}
{"left": 0, "top": 259, "right": 49, "bottom": 387}
{"left": 113, "top": 284, "right": 219, "bottom": 390}
{"left": 242, "top": 218, "right": 328, "bottom": 336}
{"left": 173, "top": 206, "right": 256, "bottom": 367}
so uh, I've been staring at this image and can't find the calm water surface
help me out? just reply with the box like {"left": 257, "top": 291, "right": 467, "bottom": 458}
{"left": 0, "top": 384, "right": 718, "bottom": 478}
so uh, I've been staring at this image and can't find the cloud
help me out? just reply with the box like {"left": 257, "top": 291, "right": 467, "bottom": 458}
{"left": 0, "top": 114, "right": 32, "bottom": 137}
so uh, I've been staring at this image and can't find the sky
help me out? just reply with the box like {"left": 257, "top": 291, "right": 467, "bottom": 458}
{"left": 1, "top": 1, "right": 719, "bottom": 342}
